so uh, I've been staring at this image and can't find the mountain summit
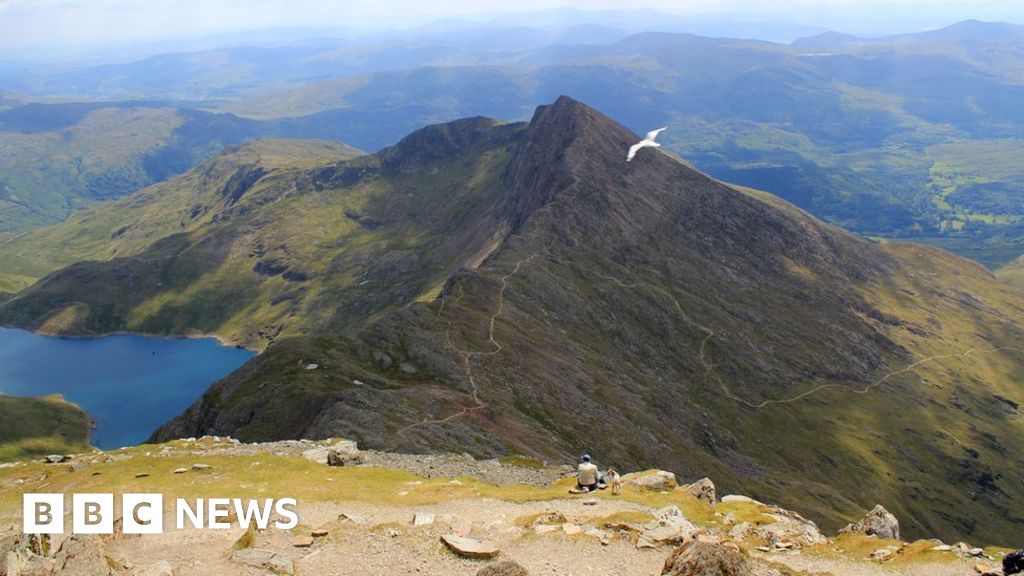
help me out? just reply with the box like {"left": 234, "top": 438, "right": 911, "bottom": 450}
{"left": 3, "top": 98, "right": 1024, "bottom": 544}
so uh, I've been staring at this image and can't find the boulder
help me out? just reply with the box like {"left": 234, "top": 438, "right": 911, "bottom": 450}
{"left": 441, "top": 534, "right": 500, "bottom": 559}
{"left": 755, "top": 508, "right": 827, "bottom": 546}
{"left": 685, "top": 478, "right": 717, "bottom": 504}
{"left": 638, "top": 506, "right": 697, "bottom": 548}
{"left": 230, "top": 548, "right": 294, "bottom": 575}
{"left": 721, "top": 495, "right": 764, "bottom": 505}
{"left": 302, "top": 440, "right": 362, "bottom": 466}
{"left": 661, "top": 538, "right": 752, "bottom": 576}
{"left": 841, "top": 505, "right": 900, "bottom": 541}
{"left": 625, "top": 470, "right": 677, "bottom": 491}
{"left": 476, "top": 560, "right": 528, "bottom": 576}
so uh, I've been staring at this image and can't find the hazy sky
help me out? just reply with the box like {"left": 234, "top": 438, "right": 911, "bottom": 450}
{"left": 2, "top": 0, "right": 1023, "bottom": 51}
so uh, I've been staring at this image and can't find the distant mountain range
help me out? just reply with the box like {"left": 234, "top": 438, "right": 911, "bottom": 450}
{"left": 4, "top": 97, "right": 1024, "bottom": 546}
{"left": 3, "top": 20, "right": 1024, "bottom": 270}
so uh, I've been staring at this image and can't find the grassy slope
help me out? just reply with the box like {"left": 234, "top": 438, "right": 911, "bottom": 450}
{"left": 0, "top": 394, "right": 91, "bottom": 461}
{"left": 997, "top": 256, "right": 1024, "bottom": 290}
{"left": 0, "top": 127, "right": 513, "bottom": 349}
{"left": 0, "top": 139, "right": 365, "bottom": 294}
{"left": 0, "top": 107, "right": 182, "bottom": 229}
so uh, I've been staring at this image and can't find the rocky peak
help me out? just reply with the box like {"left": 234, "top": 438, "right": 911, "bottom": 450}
{"left": 378, "top": 116, "right": 521, "bottom": 174}
{"left": 499, "top": 95, "right": 653, "bottom": 231}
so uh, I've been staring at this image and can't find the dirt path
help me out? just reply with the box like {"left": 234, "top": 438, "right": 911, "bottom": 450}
{"left": 103, "top": 497, "right": 668, "bottom": 576}
{"left": 393, "top": 251, "right": 542, "bottom": 442}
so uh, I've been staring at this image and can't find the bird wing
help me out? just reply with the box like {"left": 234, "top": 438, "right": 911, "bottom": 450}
{"left": 645, "top": 127, "right": 667, "bottom": 141}
{"left": 626, "top": 142, "right": 645, "bottom": 161}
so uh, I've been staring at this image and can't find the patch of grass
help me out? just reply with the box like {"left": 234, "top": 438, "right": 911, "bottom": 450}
{"left": 0, "top": 395, "right": 92, "bottom": 462}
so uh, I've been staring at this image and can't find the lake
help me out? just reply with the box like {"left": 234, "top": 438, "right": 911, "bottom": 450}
{"left": 0, "top": 327, "right": 254, "bottom": 449}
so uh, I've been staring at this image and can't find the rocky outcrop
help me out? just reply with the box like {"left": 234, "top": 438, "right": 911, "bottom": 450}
{"left": 685, "top": 478, "right": 717, "bottom": 504}
{"left": 301, "top": 439, "right": 360, "bottom": 465}
{"left": 1, "top": 535, "right": 115, "bottom": 576}
{"left": 661, "top": 538, "right": 751, "bottom": 576}
{"left": 638, "top": 506, "right": 697, "bottom": 548}
{"left": 841, "top": 505, "right": 900, "bottom": 541}
{"left": 625, "top": 470, "right": 678, "bottom": 491}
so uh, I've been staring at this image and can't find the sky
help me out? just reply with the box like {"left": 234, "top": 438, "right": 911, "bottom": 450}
{"left": 2, "top": 0, "right": 1023, "bottom": 52}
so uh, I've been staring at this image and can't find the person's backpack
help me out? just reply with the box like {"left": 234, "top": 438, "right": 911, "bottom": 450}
{"left": 1005, "top": 549, "right": 1024, "bottom": 575}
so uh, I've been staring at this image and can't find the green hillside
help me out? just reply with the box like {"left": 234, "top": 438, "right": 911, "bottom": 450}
{"left": 0, "top": 394, "right": 91, "bottom": 461}
{"left": 997, "top": 256, "right": 1024, "bottom": 290}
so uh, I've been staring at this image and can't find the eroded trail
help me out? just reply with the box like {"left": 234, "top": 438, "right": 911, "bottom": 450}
{"left": 392, "top": 252, "right": 540, "bottom": 441}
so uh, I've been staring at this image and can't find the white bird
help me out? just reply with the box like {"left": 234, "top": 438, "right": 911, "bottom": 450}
{"left": 626, "top": 127, "right": 667, "bottom": 162}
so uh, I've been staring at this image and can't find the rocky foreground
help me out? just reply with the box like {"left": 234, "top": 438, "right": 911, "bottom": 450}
{"left": 0, "top": 438, "right": 1011, "bottom": 576}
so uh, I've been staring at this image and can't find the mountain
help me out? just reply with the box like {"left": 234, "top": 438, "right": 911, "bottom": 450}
{"left": 3, "top": 97, "right": 1021, "bottom": 543}
{"left": 794, "top": 20, "right": 1024, "bottom": 80}
{"left": 211, "top": 28, "right": 1024, "bottom": 267}
{"left": 8, "top": 23, "right": 1024, "bottom": 268}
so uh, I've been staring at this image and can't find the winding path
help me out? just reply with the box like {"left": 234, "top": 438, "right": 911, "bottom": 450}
{"left": 392, "top": 252, "right": 540, "bottom": 441}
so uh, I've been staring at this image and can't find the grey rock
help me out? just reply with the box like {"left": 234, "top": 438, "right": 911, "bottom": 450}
{"left": 638, "top": 506, "right": 696, "bottom": 548}
{"left": 624, "top": 470, "right": 677, "bottom": 491}
{"left": 685, "top": 477, "right": 717, "bottom": 504}
{"left": 841, "top": 505, "right": 900, "bottom": 541}
{"left": 441, "top": 534, "right": 500, "bottom": 559}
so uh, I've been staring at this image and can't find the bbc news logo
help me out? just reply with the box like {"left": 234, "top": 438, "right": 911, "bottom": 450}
{"left": 24, "top": 494, "right": 298, "bottom": 534}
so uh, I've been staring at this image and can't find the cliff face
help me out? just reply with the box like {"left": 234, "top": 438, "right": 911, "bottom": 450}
{"left": 143, "top": 98, "right": 1024, "bottom": 545}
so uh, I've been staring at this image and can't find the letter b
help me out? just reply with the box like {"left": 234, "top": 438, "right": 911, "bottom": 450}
{"left": 23, "top": 494, "right": 64, "bottom": 534}
{"left": 73, "top": 494, "right": 113, "bottom": 534}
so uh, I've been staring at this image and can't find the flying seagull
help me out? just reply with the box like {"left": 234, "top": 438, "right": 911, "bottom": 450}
{"left": 626, "top": 127, "right": 667, "bottom": 162}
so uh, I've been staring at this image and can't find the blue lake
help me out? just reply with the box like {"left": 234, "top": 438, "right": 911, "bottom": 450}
{"left": 0, "top": 327, "right": 254, "bottom": 449}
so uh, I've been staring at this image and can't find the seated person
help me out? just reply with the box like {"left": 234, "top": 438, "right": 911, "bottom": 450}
{"left": 576, "top": 453, "right": 599, "bottom": 492}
